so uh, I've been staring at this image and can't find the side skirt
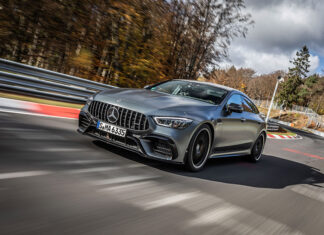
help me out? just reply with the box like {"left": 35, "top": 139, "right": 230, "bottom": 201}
{"left": 209, "top": 152, "right": 248, "bottom": 159}
{"left": 212, "top": 142, "right": 252, "bottom": 153}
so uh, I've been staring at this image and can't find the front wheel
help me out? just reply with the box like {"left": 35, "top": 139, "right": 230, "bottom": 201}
{"left": 247, "top": 134, "right": 265, "bottom": 162}
{"left": 185, "top": 124, "right": 212, "bottom": 172}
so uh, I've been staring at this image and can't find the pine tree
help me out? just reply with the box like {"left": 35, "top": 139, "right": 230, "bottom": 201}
{"left": 289, "top": 45, "right": 310, "bottom": 79}
{"left": 277, "top": 45, "right": 310, "bottom": 108}
{"left": 297, "top": 74, "right": 319, "bottom": 106}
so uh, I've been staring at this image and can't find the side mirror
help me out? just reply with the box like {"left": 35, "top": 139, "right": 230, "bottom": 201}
{"left": 227, "top": 103, "right": 243, "bottom": 113}
{"left": 143, "top": 85, "right": 151, "bottom": 89}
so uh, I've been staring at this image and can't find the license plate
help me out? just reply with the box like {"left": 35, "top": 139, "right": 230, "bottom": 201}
{"left": 97, "top": 121, "right": 126, "bottom": 137}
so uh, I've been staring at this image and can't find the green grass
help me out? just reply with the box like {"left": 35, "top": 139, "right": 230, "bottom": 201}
{"left": 0, "top": 91, "right": 83, "bottom": 109}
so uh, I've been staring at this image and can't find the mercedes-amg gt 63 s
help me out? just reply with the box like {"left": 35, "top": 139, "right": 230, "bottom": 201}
{"left": 78, "top": 80, "right": 267, "bottom": 171}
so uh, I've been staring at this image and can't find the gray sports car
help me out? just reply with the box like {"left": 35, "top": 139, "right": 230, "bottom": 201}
{"left": 78, "top": 80, "right": 266, "bottom": 171}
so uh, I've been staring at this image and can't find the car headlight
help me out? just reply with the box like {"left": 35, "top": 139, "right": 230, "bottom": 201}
{"left": 86, "top": 95, "right": 94, "bottom": 105}
{"left": 153, "top": 117, "right": 193, "bottom": 129}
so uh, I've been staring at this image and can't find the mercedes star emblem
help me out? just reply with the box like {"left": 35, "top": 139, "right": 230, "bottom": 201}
{"left": 107, "top": 107, "right": 119, "bottom": 123}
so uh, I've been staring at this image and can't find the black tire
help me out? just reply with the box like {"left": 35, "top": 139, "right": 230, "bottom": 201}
{"left": 247, "top": 133, "right": 265, "bottom": 162}
{"left": 185, "top": 124, "right": 212, "bottom": 172}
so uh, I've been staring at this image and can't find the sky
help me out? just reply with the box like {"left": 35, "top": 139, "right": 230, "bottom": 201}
{"left": 220, "top": 0, "right": 324, "bottom": 75}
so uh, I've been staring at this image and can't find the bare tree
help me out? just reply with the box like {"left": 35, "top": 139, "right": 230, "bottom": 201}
{"left": 166, "top": 0, "right": 252, "bottom": 80}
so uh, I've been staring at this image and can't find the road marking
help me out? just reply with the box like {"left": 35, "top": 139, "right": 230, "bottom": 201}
{"left": 0, "top": 170, "right": 50, "bottom": 180}
{"left": 94, "top": 175, "right": 159, "bottom": 186}
{"left": 33, "top": 147, "right": 87, "bottom": 152}
{"left": 0, "top": 108, "right": 78, "bottom": 120}
{"left": 33, "top": 102, "right": 80, "bottom": 119}
{"left": 283, "top": 148, "right": 324, "bottom": 160}
{"left": 67, "top": 166, "right": 125, "bottom": 174}
{"left": 67, "top": 164, "right": 143, "bottom": 174}
{"left": 0, "top": 97, "right": 32, "bottom": 109}
{"left": 188, "top": 199, "right": 302, "bottom": 234}
{"left": 290, "top": 184, "right": 324, "bottom": 203}
{"left": 143, "top": 192, "right": 200, "bottom": 210}
{"left": 267, "top": 134, "right": 302, "bottom": 140}
{"left": 49, "top": 159, "right": 114, "bottom": 165}
{"left": 100, "top": 180, "right": 157, "bottom": 192}
{"left": 190, "top": 206, "right": 240, "bottom": 226}
{"left": 97, "top": 176, "right": 302, "bottom": 235}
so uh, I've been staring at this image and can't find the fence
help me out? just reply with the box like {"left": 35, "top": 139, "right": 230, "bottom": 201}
{"left": 0, "top": 58, "right": 116, "bottom": 103}
{"left": 252, "top": 99, "right": 324, "bottom": 129}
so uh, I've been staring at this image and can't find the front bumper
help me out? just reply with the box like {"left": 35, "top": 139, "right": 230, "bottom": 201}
{"left": 78, "top": 110, "right": 193, "bottom": 163}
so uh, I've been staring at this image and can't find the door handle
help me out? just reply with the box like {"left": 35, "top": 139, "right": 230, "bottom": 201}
{"left": 241, "top": 118, "right": 246, "bottom": 122}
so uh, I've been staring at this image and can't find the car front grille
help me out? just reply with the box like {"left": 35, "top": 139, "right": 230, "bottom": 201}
{"left": 88, "top": 101, "right": 149, "bottom": 131}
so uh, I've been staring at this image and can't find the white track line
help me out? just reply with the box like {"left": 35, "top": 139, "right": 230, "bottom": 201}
{"left": 290, "top": 184, "right": 324, "bottom": 203}
{"left": 97, "top": 177, "right": 302, "bottom": 234}
{"left": 49, "top": 159, "right": 114, "bottom": 165}
{"left": 67, "top": 166, "right": 124, "bottom": 174}
{"left": 67, "top": 164, "right": 143, "bottom": 174}
{"left": 0, "top": 170, "right": 50, "bottom": 180}
{"left": 94, "top": 175, "right": 159, "bottom": 186}
{"left": 32, "top": 148, "right": 87, "bottom": 152}
{"left": 101, "top": 180, "right": 157, "bottom": 192}
{"left": 143, "top": 192, "right": 200, "bottom": 210}
{"left": 189, "top": 205, "right": 240, "bottom": 226}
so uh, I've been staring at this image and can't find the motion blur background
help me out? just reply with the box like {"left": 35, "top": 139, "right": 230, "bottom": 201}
{"left": 0, "top": 1, "right": 324, "bottom": 234}
{"left": 0, "top": 0, "right": 323, "bottom": 125}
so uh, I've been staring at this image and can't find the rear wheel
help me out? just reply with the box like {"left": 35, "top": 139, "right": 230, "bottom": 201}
{"left": 247, "top": 133, "right": 265, "bottom": 162}
{"left": 185, "top": 124, "right": 212, "bottom": 172}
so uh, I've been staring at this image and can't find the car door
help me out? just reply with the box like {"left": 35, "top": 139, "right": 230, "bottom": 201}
{"left": 241, "top": 96, "right": 263, "bottom": 144}
{"left": 213, "top": 93, "right": 249, "bottom": 152}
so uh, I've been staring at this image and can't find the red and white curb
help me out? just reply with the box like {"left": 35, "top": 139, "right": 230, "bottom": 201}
{"left": 267, "top": 133, "right": 302, "bottom": 140}
{"left": 0, "top": 97, "right": 80, "bottom": 119}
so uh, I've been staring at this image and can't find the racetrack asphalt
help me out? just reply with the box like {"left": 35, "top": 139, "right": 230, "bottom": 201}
{"left": 0, "top": 111, "right": 323, "bottom": 234}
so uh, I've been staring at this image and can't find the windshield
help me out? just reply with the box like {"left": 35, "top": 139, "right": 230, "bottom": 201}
{"left": 150, "top": 80, "right": 228, "bottom": 105}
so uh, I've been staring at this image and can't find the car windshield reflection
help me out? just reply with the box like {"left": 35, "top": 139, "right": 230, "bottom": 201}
{"left": 150, "top": 80, "right": 228, "bottom": 105}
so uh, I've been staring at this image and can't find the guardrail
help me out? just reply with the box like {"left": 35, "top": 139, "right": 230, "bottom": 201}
{"left": 0, "top": 58, "right": 116, "bottom": 103}
{"left": 267, "top": 121, "right": 279, "bottom": 132}
{"left": 270, "top": 118, "right": 324, "bottom": 138}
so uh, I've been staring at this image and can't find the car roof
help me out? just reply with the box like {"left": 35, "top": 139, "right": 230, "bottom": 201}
{"left": 174, "top": 79, "right": 241, "bottom": 93}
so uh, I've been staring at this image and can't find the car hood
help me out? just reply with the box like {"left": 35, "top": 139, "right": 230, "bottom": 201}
{"left": 95, "top": 88, "right": 217, "bottom": 117}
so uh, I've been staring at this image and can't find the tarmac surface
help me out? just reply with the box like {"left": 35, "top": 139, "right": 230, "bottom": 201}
{"left": 0, "top": 111, "right": 323, "bottom": 234}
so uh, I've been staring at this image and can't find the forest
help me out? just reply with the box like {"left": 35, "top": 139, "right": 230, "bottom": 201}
{"left": 0, "top": 0, "right": 323, "bottom": 113}
{"left": 0, "top": 0, "right": 250, "bottom": 87}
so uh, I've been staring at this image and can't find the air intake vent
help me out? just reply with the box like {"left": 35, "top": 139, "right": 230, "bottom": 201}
{"left": 79, "top": 113, "right": 90, "bottom": 129}
{"left": 88, "top": 101, "right": 149, "bottom": 131}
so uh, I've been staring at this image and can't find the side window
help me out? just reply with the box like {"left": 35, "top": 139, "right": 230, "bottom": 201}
{"left": 226, "top": 94, "right": 242, "bottom": 106}
{"left": 242, "top": 97, "right": 253, "bottom": 113}
{"left": 249, "top": 100, "right": 259, "bottom": 114}
{"left": 242, "top": 97, "right": 259, "bottom": 114}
